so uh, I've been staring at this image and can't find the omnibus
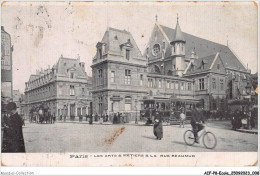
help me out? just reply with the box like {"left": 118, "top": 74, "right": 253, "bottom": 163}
{"left": 140, "top": 97, "right": 201, "bottom": 125}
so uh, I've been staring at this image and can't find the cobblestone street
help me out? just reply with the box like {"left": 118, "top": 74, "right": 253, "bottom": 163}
{"left": 23, "top": 121, "right": 258, "bottom": 153}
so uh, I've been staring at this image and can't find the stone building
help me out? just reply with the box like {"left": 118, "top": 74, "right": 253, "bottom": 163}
{"left": 92, "top": 17, "right": 252, "bottom": 116}
{"left": 91, "top": 28, "right": 147, "bottom": 119}
{"left": 24, "top": 55, "right": 92, "bottom": 120}
{"left": 1, "top": 26, "right": 13, "bottom": 106}
{"left": 144, "top": 17, "right": 251, "bottom": 111}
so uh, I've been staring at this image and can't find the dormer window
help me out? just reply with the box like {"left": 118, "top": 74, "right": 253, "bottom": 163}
{"left": 201, "top": 61, "right": 205, "bottom": 70}
{"left": 126, "top": 49, "right": 130, "bottom": 60}
{"left": 114, "top": 35, "right": 118, "bottom": 40}
{"left": 99, "top": 48, "right": 102, "bottom": 59}
{"left": 217, "top": 64, "right": 220, "bottom": 70}
{"left": 190, "top": 64, "right": 194, "bottom": 71}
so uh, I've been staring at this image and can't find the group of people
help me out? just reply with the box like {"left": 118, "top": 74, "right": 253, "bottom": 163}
{"left": 231, "top": 110, "right": 256, "bottom": 130}
{"left": 30, "top": 112, "right": 56, "bottom": 124}
{"left": 153, "top": 106, "right": 205, "bottom": 143}
{"left": 2, "top": 102, "right": 25, "bottom": 153}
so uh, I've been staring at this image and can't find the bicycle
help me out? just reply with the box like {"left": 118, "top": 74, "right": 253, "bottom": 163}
{"left": 183, "top": 123, "right": 217, "bottom": 149}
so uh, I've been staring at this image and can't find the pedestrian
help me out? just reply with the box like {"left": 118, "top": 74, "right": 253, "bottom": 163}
{"left": 179, "top": 108, "right": 186, "bottom": 128}
{"left": 94, "top": 113, "right": 98, "bottom": 122}
{"left": 79, "top": 115, "right": 83, "bottom": 122}
{"left": 2, "top": 102, "right": 25, "bottom": 153}
{"left": 53, "top": 113, "right": 56, "bottom": 124}
{"left": 153, "top": 118, "right": 163, "bottom": 140}
{"left": 105, "top": 113, "right": 109, "bottom": 122}
{"left": 113, "top": 113, "right": 118, "bottom": 124}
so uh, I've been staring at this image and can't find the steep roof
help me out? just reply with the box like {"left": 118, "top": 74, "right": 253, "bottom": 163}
{"left": 189, "top": 54, "right": 216, "bottom": 73}
{"left": 160, "top": 25, "right": 247, "bottom": 72}
{"left": 94, "top": 27, "right": 143, "bottom": 59}
{"left": 171, "top": 22, "right": 185, "bottom": 43}
{"left": 56, "top": 57, "right": 87, "bottom": 78}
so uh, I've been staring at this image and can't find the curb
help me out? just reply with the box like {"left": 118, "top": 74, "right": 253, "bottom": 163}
{"left": 236, "top": 129, "right": 258, "bottom": 134}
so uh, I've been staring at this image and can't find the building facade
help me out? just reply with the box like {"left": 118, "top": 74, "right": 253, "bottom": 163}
{"left": 92, "top": 18, "right": 252, "bottom": 117}
{"left": 91, "top": 28, "right": 147, "bottom": 120}
{"left": 24, "top": 55, "right": 92, "bottom": 120}
{"left": 1, "top": 26, "right": 13, "bottom": 106}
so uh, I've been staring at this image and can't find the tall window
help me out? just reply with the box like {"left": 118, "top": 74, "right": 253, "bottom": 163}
{"left": 125, "top": 97, "right": 132, "bottom": 111}
{"left": 212, "top": 78, "right": 216, "bottom": 89}
{"left": 217, "top": 64, "right": 220, "bottom": 70}
{"left": 148, "top": 78, "right": 153, "bottom": 87}
{"left": 199, "top": 79, "right": 205, "bottom": 90}
{"left": 111, "top": 71, "right": 115, "bottom": 83}
{"left": 175, "top": 82, "right": 179, "bottom": 89}
{"left": 188, "top": 83, "right": 191, "bottom": 90}
{"left": 220, "top": 79, "right": 224, "bottom": 90}
{"left": 98, "top": 69, "right": 103, "bottom": 85}
{"left": 140, "top": 74, "right": 143, "bottom": 86}
{"left": 98, "top": 97, "right": 103, "bottom": 115}
{"left": 70, "top": 72, "right": 74, "bottom": 79}
{"left": 126, "top": 49, "right": 130, "bottom": 60}
{"left": 58, "top": 86, "right": 62, "bottom": 95}
{"left": 201, "top": 61, "right": 205, "bottom": 70}
{"left": 181, "top": 82, "right": 184, "bottom": 90}
{"left": 82, "top": 88, "right": 85, "bottom": 95}
{"left": 158, "top": 80, "right": 162, "bottom": 88}
{"left": 166, "top": 81, "right": 170, "bottom": 89}
{"left": 99, "top": 48, "right": 102, "bottom": 59}
{"left": 70, "top": 85, "right": 75, "bottom": 96}
{"left": 125, "top": 69, "right": 131, "bottom": 85}
{"left": 171, "top": 82, "right": 175, "bottom": 89}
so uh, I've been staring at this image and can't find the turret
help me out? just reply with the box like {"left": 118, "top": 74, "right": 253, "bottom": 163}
{"left": 170, "top": 14, "right": 186, "bottom": 77}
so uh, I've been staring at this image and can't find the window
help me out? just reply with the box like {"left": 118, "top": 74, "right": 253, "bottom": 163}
{"left": 220, "top": 79, "right": 224, "bottom": 90}
{"left": 98, "top": 97, "right": 103, "bottom": 115}
{"left": 70, "top": 72, "right": 74, "bottom": 79}
{"left": 111, "top": 71, "right": 115, "bottom": 83}
{"left": 58, "top": 86, "right": 62, "bottom": 95}
{"left": 190, "top": 64, "right": 194, "bottom": 72}
{"left": 199, "top": 79, "right": 205, "bottom": 90}
{"left": 152, "top": 44, "right": 160, "bottom": 56}
{"left": 82, "top": 88, "right": 85, "bottom": 95}
{"left": 148, "top": 78, "right": 153, "bottom": 88}
{"left": 125, "top": 97, "right": 132, "bottom": 111}
{"left": 175, "top": 82, "right": 179, "bottom": 89}
{"left": 99, "top": 48, "right": 102, "bottom": 59}
{"left": 171, "top": 82, "right": 175, "bottom": 89}
{"left": 212, "top": 78, "right": 216, "bottom": 89}
{"left": 217, "top": 64, "right": 220, "bottom": 70}
{"left": 181, "top": 44, "right": 184, "bottom": 52}
{"left": 201, "top": 61, "right": 205, "bottom": 70}
{"left": 125, "top": 69, "right": 131, "bottom": 85}
{"left": 188, "top": 83, "right": 191, "bottom": 90}
{"left": 162, "top": 42, "right": 166, "bottom": 49}
{"left": 98, "top": 69, "right": 103, "bottom": 85}
{"left": 166, "top": 81, "right": 170, "bottom": 89}
{"left": 70, "top": 85, "right": 75, "bottom": 96}
{"left": 158, "top": 80, "right": 162, "bottom": 88}
{"left": 181, "top": 82, "right": 184, "bottom": 90}
{"left": 140, "top": 74, "right": 143, "bottom": 86}
{"left": 173, "top": 65, "right": 176, "bottom": 70}
{"left": 126, "top": 49, "right": 130, "bottom": 60}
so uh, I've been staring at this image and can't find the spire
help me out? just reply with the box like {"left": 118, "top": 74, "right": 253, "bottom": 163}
{"left": 171, "top": 14, "right": 185, "bottom": 44}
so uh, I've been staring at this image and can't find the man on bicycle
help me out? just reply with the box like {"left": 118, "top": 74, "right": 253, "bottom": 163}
{"left": 191, "top": 105, "right": 205, "bottom": 143}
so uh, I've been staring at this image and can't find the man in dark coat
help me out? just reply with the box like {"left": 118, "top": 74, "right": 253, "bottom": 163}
{"left": 2, "top": 102, "right": 25, "bottom": 153}
{"left": 153, "top": 118, "right": 163, "bottom": 140}
{"left": 191, "top": 106, "right": 205, "bottom": 143}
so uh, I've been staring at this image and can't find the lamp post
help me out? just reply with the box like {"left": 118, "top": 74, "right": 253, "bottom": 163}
{"left": 135, "top": 99, "right": 138, "bottom": 124}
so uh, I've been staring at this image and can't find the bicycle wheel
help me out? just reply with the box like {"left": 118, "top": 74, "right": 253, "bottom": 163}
{"left": 184, "top": 130, "right": 195, "bottom": 146}
{"left": 203, "top": 132, "right": 217, "bottom": 149}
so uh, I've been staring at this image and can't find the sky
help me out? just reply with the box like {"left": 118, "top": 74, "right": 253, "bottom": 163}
{"left": 1, "top": 1, "right": 258, "bottom": 93}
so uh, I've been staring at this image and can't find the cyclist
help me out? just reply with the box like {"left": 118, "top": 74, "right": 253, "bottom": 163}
{"left": 191, "top": 105, "right": 205, "bottom": 143}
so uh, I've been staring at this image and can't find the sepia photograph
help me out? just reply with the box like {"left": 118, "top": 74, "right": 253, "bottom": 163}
{"left": 1, "top": 0, "right": 258, "bottom": 169}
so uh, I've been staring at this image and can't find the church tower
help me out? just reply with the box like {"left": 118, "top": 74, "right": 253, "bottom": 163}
{"left": 170, "top": 15, "right": 186, "bottom": 77}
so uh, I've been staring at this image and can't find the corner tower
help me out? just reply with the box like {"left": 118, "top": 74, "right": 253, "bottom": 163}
{"left": 170, "top": 15, "right": 186, "bottom": 77}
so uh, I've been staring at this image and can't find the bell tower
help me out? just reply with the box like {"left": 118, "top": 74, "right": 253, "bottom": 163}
{"left": 170, "top": 14, "right": 186, "bottom": 77}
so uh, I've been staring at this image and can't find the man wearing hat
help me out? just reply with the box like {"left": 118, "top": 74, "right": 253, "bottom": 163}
{"left": 2, "top": 102, "right": 25, "bottom": 153}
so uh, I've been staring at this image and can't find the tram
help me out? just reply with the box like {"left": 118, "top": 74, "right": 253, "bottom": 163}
{"left": 140, "top": 97, "right": 202, "bottom": 125}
